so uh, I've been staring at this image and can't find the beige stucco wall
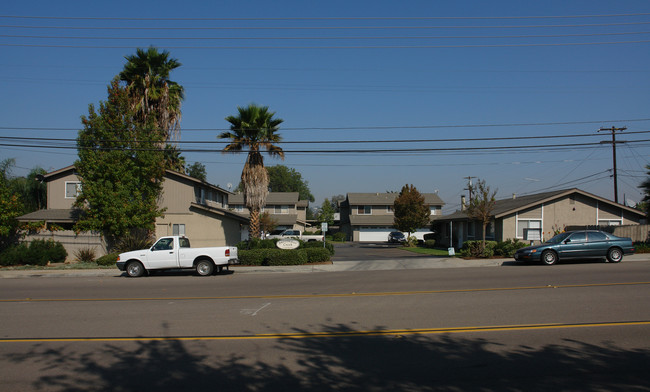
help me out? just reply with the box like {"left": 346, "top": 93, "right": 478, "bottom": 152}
{"left": 47, "top": 173, "right": 81, "bottom": 209}
{"left": 500, "top": 194, "right": 642, "bottom": 242}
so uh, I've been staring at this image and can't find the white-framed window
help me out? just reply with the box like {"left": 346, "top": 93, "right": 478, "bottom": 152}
{"left": 357, "top": 205, "right": 372, "bottom": 215}
{"left": 598, "top": 220, "right": 622, "bottom": 226}
{"left": 233, "top": 205, "right": 244, "bottom": 212}
{"left": 172, "top": 224, "right": 185, "bottom": 236}
{"left": 430, "top": 206, "right": 440, "bottom": 215}
{"left": 386, "top": 205, "right": 393, "bottom": 214}
{"left": 65, "top": 181, "right": 82, "bottom": 198}
{"left": 517, "top": 219, "right": 541, "bottom": 239}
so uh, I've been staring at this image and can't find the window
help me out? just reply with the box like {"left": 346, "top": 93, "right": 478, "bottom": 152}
{"left": 568, "top": 232, "right": 587, "bottom": 243}
{"left": 430, "top": 206, "right": 440, "bottom": 215}
{"left": 517, "top": 219, "right": 541, "bottom": 239}
{"left": 386, "top": 205, "right": 393, "bottom": 214}
{"left": 598, "top": 220, "right": 621, "bottom": 226}
{"left": 65, "top": 182, "right": 82, "bottom": 198}
{"left": 172, "top": 224, "right": 185, "bottom": 236}
{"left": 358, "top": 205, "right": 372, "bottom": 215}
{"left": 275, "top": 205, "right": 289, "bottom": 214}
{"left": 153, "top": 238, "right": 174, "bottom": 250}
{"left": 588, "top": 231, "right": 607, "bottom": 242}
{"left": 179, "top": 237, "right": 191, "bottom": 248}
{"left": 233, "top": 205, "right": 244, "bottom": 212}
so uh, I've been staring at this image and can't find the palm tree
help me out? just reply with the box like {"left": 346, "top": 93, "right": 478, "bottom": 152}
{"left": 219, "top": 104, "right": 284, "bottom": 238}
{"left": 119, "top": 47, "right": 184, "bottom": 142}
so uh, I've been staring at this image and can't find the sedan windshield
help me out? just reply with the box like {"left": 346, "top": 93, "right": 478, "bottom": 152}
{"left": 545, "top": 232, "right": 571, "bottom": 244}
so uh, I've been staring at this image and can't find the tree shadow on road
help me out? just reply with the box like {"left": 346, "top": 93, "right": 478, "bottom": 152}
{"left": 3, "top": 324, "right": 649, "bottom": 391}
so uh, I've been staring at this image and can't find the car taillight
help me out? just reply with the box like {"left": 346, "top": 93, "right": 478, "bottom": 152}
{"left": 225, "top": 249, "right": 230, "bottom": 257}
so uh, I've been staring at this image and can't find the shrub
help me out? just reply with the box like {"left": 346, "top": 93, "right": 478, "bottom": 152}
{"left": 332, "top": 232, "right": 347, "bottom": 242}
{"left": 262, "top": 249, "right": 307, "bottom": 266}
{"left": 0, "top": 240, "right": 67, "bottom": 266}
{"left": 404, "top": 236, "right": 419, "bottom": 248}
{"left": 96, "top": 252, "right": 119, "bottom": 266}
{"left": 114, "top": 229, "right": 154, "bottom": 253}
{"left": 459, "top": 240, "right": 497, "bottom": 258}
{"left": 494, "top": 239, "right": 528, "bottom": 257}
{"left": 423, "top": 240, "right": 436, "bottom": 249}
{"left": 301, "top": 240, "right": 334, "bottom": 255}
{"left": 634, "top": 242, "right": 650, "bottom": 253}
{"left": 238, "top": 249, "right": 268, "bottom": 266}
{"left": 27, "top": 239, "right": 67, "bottom": 265}
{"left": 237, "top": 238, "right": 277, "bottom": 251}
{"left": 0, "top": 244, "right": 28, "bottom": 266}
{"left": 74, "top": 247, "right": 97, "bottom": 263}
{"left": 304, "top": 247, "right": 331, "bottom": 263}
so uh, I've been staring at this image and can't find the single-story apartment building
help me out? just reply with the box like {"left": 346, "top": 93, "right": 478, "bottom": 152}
{"left": 433, "top": 188, "right": 647, "bottom": 249}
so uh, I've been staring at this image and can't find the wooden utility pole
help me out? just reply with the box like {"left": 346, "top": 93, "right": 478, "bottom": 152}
{"left": 598, "top": 126, "right": 626, "bottom": 204}
{"left": 464, "top": 176, "right": 476, "bottom": 203}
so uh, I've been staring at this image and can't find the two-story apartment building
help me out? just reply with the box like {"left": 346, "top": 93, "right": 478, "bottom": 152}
{"left": 228, "top": 192, "right": 310, "bottom": 239}
{"left": 339, "top": 192, "right": 445, "bottom": 242}
{"left": 17, "top": 166, "right": 248, "bottom": 259}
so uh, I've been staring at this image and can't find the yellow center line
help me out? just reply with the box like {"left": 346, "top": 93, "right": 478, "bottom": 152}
{"left": 1, "top": 281, "right": 649, "bottom": 303}
{"left": 2, "top": 320, "right": 648, "bottom": 343}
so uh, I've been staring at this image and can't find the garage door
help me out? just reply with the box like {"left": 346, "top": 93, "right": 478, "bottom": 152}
{"left": 358, "top": 227, "right": 393, "bottom": 242}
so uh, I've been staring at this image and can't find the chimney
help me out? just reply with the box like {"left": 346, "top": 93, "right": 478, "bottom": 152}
{"left": 461, "top": 195, "right": 466, "bottom": 211}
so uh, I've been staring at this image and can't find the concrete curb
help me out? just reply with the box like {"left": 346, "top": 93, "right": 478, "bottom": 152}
{"left": 1, "top": 254, "right": 647, "bottom": 278}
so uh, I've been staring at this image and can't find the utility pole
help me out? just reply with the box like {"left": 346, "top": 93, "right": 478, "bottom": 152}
{"left": 464, "top": 176, "right": 476, "bottom": 203}
{"left": 598, "top": 126, "right": 626, "bottom": 204}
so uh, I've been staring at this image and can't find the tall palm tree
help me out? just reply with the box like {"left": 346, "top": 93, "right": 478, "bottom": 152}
{"left": 119, "top": 47, "right": 184, "bottom": 142}
{"left": 219, "top": 104, "right": 284, "bottom": 238}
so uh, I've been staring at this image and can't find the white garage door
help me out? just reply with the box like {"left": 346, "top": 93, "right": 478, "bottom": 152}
{"left": 358, "top": 227, "right": 393, "bottom": 242}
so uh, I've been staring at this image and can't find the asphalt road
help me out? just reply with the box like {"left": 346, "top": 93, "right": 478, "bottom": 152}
{"left": 1, "top": 261, "right": 649, "bottom": 391}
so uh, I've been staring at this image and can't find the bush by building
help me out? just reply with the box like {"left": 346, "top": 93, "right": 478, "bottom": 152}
{"left": 0, "top": 239, "right": 67, "bottom": 266}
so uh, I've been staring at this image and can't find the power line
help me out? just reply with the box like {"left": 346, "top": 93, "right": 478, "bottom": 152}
{"left": 1, "top": 139, "right": 649, "bottom": 154}
{"left": 2, "top": 118, "right": 648, "bottom": 132}
{"left": 4, "top": 40, "right": 650, "bottom": 50}
{"left": 5, "top": 31, "right": 650, "bottom": 40}
{"left": 3, "top": 13, "right": 650, "bottom": 21}
{"left": 2, "top": 130, "right": 650, "bottom": 145}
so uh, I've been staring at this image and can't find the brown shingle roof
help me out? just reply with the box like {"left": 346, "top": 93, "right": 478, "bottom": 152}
{"left": 347, "top": 193, "right": 444, "bottom": 206}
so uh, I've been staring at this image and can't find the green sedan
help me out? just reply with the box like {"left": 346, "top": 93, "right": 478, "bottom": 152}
{"left": 514, "top": 230, "right": 635, "bottom": 265}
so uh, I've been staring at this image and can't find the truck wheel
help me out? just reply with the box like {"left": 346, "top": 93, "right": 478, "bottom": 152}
{"left": 606, "top": 248, "right": 623, "bottom": 263}
{"left": 126, "top": 261, "right": 145, "bottom": 277}
{"left": 195, "top": 259, "right": 214, "bottom": 276}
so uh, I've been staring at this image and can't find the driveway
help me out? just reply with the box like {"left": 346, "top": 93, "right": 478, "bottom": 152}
{"left": 332, "top": 242, "right": 434, "bottom": 261}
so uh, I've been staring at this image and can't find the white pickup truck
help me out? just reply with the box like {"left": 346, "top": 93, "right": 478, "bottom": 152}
{"left": 265, "top": 229, "right": 324, "bottom": 242}
{"left": 116, "top": 236, "right": 238, "bottom": 277}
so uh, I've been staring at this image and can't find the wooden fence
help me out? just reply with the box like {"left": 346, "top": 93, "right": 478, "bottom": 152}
{"left": 568, "top": 224, "right": 650, "bottom": 243}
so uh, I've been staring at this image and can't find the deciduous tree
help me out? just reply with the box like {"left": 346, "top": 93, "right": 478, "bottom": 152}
{"left": 393, "top": 184, "right": 430, "bottom": 246}
{"left": 267, "top": 165, "right": 314, "bottom": 202}
{"left": 74, "top": 79, "right": 167, "bottom": 247}
{"left": 466, "top": 179, "right": 497, "bottom": 254}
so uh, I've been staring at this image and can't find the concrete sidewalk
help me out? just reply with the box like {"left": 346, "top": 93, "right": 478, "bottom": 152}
{"left": 0, "top": 254, "right": 647, "bottom": 279}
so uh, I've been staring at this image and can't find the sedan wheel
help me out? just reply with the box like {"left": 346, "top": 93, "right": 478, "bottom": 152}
{"left": 541, "top": 250, "right": 557, "bottom": 265}
{"left": 195, "top": 259, "right": 214, "bottom": 276}
{"left": 606, "top": 248, "right": 623, "bottom": 263}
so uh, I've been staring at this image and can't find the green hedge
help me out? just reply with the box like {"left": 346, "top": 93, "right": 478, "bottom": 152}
{"left": 238, "top": 247, "right": 331, "bottom": 266}
{"left": 0, "top": 239, "right": 67, "bottom": 266}
{"left": 304, "top": 247, "right": 331, "bottom": 263}
{"left": 96, "top": 252, "right": 119, "bottom": 266}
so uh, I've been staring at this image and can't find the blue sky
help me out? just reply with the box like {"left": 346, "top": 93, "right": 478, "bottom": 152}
{"left": 1, "top": 1, "right": 649, "bottom": 213}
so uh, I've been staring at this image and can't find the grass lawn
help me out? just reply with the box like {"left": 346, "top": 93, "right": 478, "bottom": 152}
{"left": 398, "top": 247, "right": 452, "bottom": 256}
